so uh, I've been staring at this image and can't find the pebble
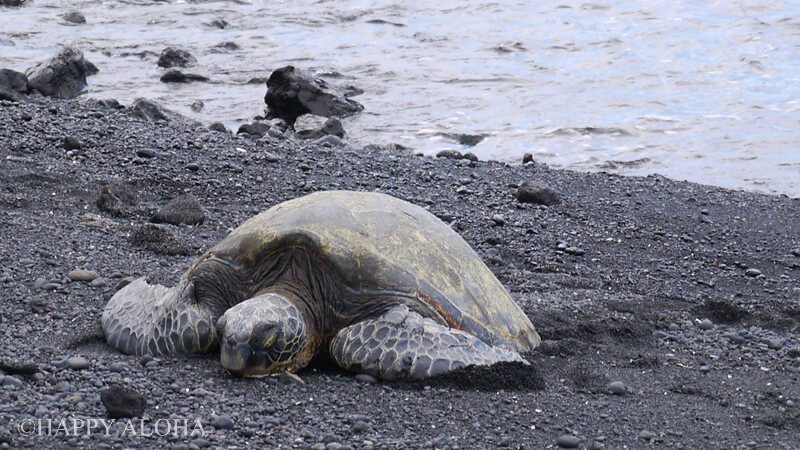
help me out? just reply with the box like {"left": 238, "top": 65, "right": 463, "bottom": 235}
{"left": 726, "top": 333, "right": 746, "bottom": 345}
{"left": 117, "top": 277, "right": 136, "bottom": 290}
{"left": 355, "top": 373, "right": 377, "bottom": 384}
{"left": 697, "top": 319, "right": 714, "bottom": 331}
{"left": 491, "top": 214, "right": 505, "bottom": 226}
{"left": 556, "top": 434, "right": 581, "bottom": 448}
{"left": 63, "top": 135, "right": 82, "bottom": 150}
{"left": 212, "top": 413, "right": 234, "bottom": 430}
{"left": 767, "top": 339, "right": 784, "bottom": 350}
{"left": 607, "top": 381, "right": 627, "bottom": 395}
{"left": 744, "top": 268, "right": 761, "bottom": 277}
{"left": 67, "top": 269, "right": 99, "bottom": 282}
{"left": 436, "top": 149, "right": 463, "bottom": 159}
{"left": 522, "top": 153, "right": 533, "bottom": 164}
{"left": 639, "top": 430, "right": 655, "bottom": 440}
{"left": 791, "top": 248, "right": 800, "bottom": 257}
{"left": 187, "top": 162, "right": 201, "bottom": 171}
{"left": 67, "top": 356, "right": 90, "bottom": 370}
{"left": 565, "top": 246, "right": 585, "bottom": 256}
{"left": 352, "top": 421, "right": 369, "bottom": 433}
{"left": 63, "top": 11, "right": 86, "bottom": 24}
{"left": 90, "top": 277, "right": 109, "bottom": 287}
{"left": 516, "top": 181, "right": 561, "bottom": 206}
{"left": 136, "top": 148, "right": 156, "bottom": 158}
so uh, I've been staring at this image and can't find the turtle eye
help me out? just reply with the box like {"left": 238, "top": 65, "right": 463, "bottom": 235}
{"left": 252, "top": 322, "right": 278, "bottom": 348}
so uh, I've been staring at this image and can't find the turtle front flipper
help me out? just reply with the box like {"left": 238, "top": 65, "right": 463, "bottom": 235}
{"left": 329, "top": 305, "right": 527, "bottom": 380}
{"left": 102, "top": 278, "right": 217, "bottom": 356}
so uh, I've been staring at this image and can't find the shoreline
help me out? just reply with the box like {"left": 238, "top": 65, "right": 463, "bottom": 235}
{"left": 0, "top": 95, "right": 799, "bottom": 448}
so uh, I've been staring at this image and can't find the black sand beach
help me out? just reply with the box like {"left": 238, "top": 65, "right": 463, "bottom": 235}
{"left": 0, "top": 96, "right": 798, "bottom": 448}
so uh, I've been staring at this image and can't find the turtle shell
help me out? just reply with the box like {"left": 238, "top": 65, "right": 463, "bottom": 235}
{"left": 197, "top": 191, "right": 540, "bottom": 353}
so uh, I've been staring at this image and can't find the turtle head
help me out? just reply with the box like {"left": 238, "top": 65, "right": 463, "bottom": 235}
{"left": 217, "top": 293, "right": 312, "bottom": 377}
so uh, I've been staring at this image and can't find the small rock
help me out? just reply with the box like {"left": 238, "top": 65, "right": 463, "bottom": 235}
{"left": 565, "top": 246, "right": 585, "bottom": 256}
{"left": 463, "top": 152, "right": 479, "bottom": 161}
{"left": 767, "top": 339, "right": 784, "bottom": 350}
{"left": 116, "top": 277, "right": 135, "bottom": 290}
{"left": 264, "top": 65, "right": 363, "bottom": 124}
{"left": 130, "top": 98, "right": 172, "bottom": 123}
{"left": 96, "top": 182, "right": 137, "bottom": 216}
{"left": 237, "top": 122, "right": 270, "bottom": 137}
{"left": 160, "top": 69, "right": 209, "bottom": 83}
{"left": 212, "top": 413, "right": 234, "bottom": 430}
{"left": 516, "top": 181, "right": 561, "bottom": 206}
{"left": 352, "top": 421, "right": 369, "bottom": 433}
{"left": 67, "top": 269, "right": 99, "bottom": 282}
{"left": 67, "top": 356, "right": 90, "bottom": 370}
{"left": 556, "top": 435, "right": 580, "bottom": 448}
{"left": 63, "top": 11, "right": 86, "bottom": 24}
{"left": 697, "top": 319, "right": 714, "bottom": 331}
{"left": 25, "top": 46, "right": 93, "bottom": 99}
{"left": 63, "top": 136, "right": 82, "bottom": 150}
{"left": 791, "top": 249, "right": 800, "bottom": 257}
{"left": 745, "top": 268, "right": 762, "bottom": 277}
{"left": 436, "top": 149, "right": 463, "bottom": 159}
{"left": 208, "top": 122, "right": 228, "bottom": 133}
{"left": 607, "top": 381, "right": 626, "bottom": 395}
{"left": 157, "top": 47, "right": 197, "bottom": 68}
{"left": 2, "top": 376, "right": 23, "bottom": 387}
{"left": 136, "top": 148, "right": 156, "bottom": 158}
{"left": 90, "top": 277, "right": 109, "bottom": 288}
{"left": 491, "top": 214, "right": 505, "bottom": 226}
{"left": 786, "top": 347, "right": 800, "bottom": 358}
{"left": 522, "top": 153, "right": 533, "bottom": 164}
{"left": 279, "top": 372, "right": 305, "bottom": 385}
{"left": 727, "top": 333, "right": 746, "bottom": 345}
{"left": 100, "top": 385, "right": 146, "bottom": 418}
{"left": 355, "top": 373, "right": 377, "bottom": 384}
{"left": 639, "top": 430, "right": 655, "bottom": 440}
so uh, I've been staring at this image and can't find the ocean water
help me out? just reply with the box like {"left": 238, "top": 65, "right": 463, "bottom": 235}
{"left": 2, "top": 0, "right": 799, "bottom": 197}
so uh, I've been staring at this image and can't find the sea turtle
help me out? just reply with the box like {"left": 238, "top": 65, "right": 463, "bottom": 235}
{"left": 102, "top": 191, "right": 540, "bottom": 380}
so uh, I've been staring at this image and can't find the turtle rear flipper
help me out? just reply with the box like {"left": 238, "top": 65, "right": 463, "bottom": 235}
{"left": 329, "top": 305, "right": 526, "bottom": 380}
{"left": 102, "top": 278, "right": 217, "bottom": 356}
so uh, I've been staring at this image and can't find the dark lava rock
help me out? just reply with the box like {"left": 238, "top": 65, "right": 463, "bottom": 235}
{"left": 96, "top": 182, "right": 137, "bottom": 216}
{"left": 136, "top": 148, "right": 156, "bottom": 158}
{"left": 264, "top": 66, "right": 363, "bottom": 124}
{"left": 0, "top": 69, "right": 28, "bottom": 102}
{"left": 0, "top": 0, "right": 26, "bottom": 6}
{"left": 130, "top": 98, "right": 172, "bottom": 122}
{"left": 212, "top": 414, "right": 234, "bottom": 430}
{"left": 516, "top": 181, "right": 562, "bottom": 206}
{"left": 100, "top": 385, "right": 146, "bottom": 418}
{"left": 63, "top": 136, "right": 82, "bottom": 150}
{"left": 296, "top": 117, "right": 345, "bottom": 140}
{"left": 157, "top": 47, "right": 197, "bottom": 68}
{"left": 0, "top": 359, "right": 38, "bottom": 376}
{"left": 98, "top": 98, "right": 123, "bottom": 109}
{"left": 151, "top": 193, "right": 205, "bottom": 226}
{"left": 25, "top": 46, "right": 93, "bottom": 99}
{"left": 209, "top": 122, "right": 228, "bottom": 133}
{"left": 63, "top": 11, "right": 86, "bottom": 24}
{"left": 522, "top": 152, "right": 533, "bottom": 164}
{"left": 129, "top": 224, "right": 194, "bottom": 256}
{"left": 213, "top": 41, "right": 240, "bottom": 52}
{"left": 160, "top": 69, "right": 209, "bottom": 83}
{"left": 557, "top": 435, "right": 581, "bottom": 448}
{"left": 463, "top": 152, "right": 478, "bottom": 162}
{"left": 436, "top": 149, "right": 463, "bottom": 159}
{"left": 237, "top": 122, "right": 270, "bottom": 137}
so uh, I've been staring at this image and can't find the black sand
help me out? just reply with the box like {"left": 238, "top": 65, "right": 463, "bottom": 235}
{"left": 0, "top": 96, "right": 798, "bottom": 448}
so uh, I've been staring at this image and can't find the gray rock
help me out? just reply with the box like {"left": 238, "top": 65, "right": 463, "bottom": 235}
{"left": 67, "top": 356, "right": 90, "bottom": 370}
{"left": 130, "top": 98, "right": 172, "bottom": 123}
{"left": 26, "top": 46, "right": 93, "bottom": 99}
{"left": 151, "top": 193, "right": 205, "bottom": 226}
{"left": 157, "top": 47, "right": 197, "bottom": 68}
{"left": 295, "top": 116, "right": 345, "bottom": 140}
{"left": 264, "top": 66, "right": 363, "bottom": 124}
{"left": 90, "top": 277, "right": 109, "bottom": 287}
{"left": 2, "top": 376, "right": 23, "bottom": 387}
{"left": 607, "top": 381, "right": 627, "bottom": 395}
{"left": 491, "top": 214, "right": 505, "bottom": 226}
{"left": 63, "top": 11, "right": 86, "bottom": 24}
{"left": 557, "top": 435, "right": 580, "bottom": 448}
{"left": 237, "top": 122, "right": 270, "bottom": 137}
{"left": 160, "top": 69, "right": 209, "bottom": 83}
{"left": 67, "top": 269, "right": 99, "bottom": 282}
{"left": 212, "top": 413, "right": 234, "bottom": 430}
{"left": 136, "top": 148, "right": 156, "bottom": 158}
{"left": 208, "top": 122, "right": 228, "bottom": 133}
{"left": 522, "top": 153, "right": 533, "bottom": 164}
{"left": 767, "top": 338, "right": 784, "bottom": 350}
{"left": 698, "top": 319, "right": 714, "bottom": 331}
{"left": 639, "top": 430, "right": 655, "bottom": 440}
{"left": 100, "top": 385, "right": 146, "bottom": 418}
{"left": 0, "top": 68, "right": 28, "bottom": 102}
{"left": 516, "top": 181, "right": 561, "bottom": 206}
{"left": 436, "top": 149, "right": 463, "bottom": 160}
{"left": 745, "top": 268, "right": 762, "bottom": 277}
{"left": 63, "top": 136, "right": 82, "bottom": 150}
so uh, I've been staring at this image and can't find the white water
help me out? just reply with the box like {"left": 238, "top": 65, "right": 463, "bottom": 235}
{"left": 2, "top": 0, "right": 799, "bottom": 196}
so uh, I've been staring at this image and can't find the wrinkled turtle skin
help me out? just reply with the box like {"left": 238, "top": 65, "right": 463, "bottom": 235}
{"left": 103, "top": 191, "right": 540, "bottom": 380}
